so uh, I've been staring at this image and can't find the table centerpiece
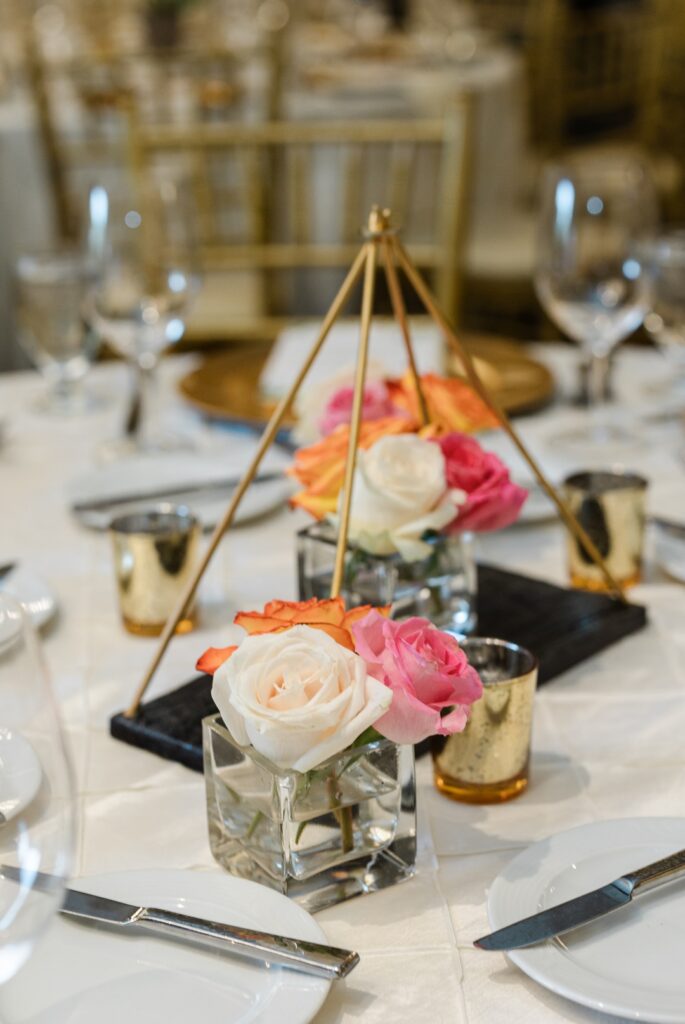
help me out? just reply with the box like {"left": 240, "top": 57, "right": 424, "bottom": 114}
{"left": 293, "top": 406, "right": 528, "bottom": 634}
{"left": 198, "top": 596, "right": 483, "bottom": 911}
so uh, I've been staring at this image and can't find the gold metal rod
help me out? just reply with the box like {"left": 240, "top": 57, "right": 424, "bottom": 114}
{"left": 381, "top": 236, "right": 430, "bottom": 427}
{"left": 125, "top": 244, "right": 370, "bottom": 718}
{"left": 392, "top": 237, "right": 628, "bottom": 603}
{"left": 330, "top": 242, "right": 379, "bottom": 598}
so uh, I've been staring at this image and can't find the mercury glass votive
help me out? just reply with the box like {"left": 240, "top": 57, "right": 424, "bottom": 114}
{"left": 563, "top": 470, "right": 648, "bottom": 592}
{"left": 432, "top": 638, "right": 538, "bottom": 804}
{"left": 110, "top": 505, "right": 200, "bottom": 636}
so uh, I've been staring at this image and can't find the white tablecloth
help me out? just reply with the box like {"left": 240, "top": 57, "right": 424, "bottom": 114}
{"left": 2, "top": 343, "right": 685, "bottom": 1022}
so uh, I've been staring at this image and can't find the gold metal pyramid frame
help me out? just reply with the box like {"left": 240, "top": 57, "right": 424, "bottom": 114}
{"left": 125, "top": 206, "right": 627, "bottom": 718}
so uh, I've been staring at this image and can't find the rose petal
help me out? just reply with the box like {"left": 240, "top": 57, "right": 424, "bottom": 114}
{"left": 373, "top": 686, "right": 443, "bottom": 745}
{"left": 196, "top": 645, "right": 237, "bottom": 675}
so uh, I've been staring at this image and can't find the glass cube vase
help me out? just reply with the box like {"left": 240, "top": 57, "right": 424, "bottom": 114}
{"left": 203, "top": 714, "right": 416, "bottom": 913}
{"left": 297, "top": 520, "right": 477, "bottom": 635}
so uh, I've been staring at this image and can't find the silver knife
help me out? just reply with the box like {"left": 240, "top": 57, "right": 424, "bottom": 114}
{"left": 651, "top": 515, "right": 685, "bottom": 540}
{"left": 71, "top": 471, "right": 283, "bottom": 515}
{"left": 0, "top": 562, "right": 16, "bottom": 582}
{"left": 1, "top": 867, "right": 358, "bottom": 980}
{"left": 475, "top": 846, "right": 685, "bottom": 951}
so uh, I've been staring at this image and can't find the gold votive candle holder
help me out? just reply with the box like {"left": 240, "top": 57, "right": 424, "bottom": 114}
{"left": 563, "top": 470, "right": 648, "bottom": 592}
{"left": 110, "top": 505, "right": 200, "bottom": 637}
{"left": 432, "top": 637, "right": 538, "bottom": 804}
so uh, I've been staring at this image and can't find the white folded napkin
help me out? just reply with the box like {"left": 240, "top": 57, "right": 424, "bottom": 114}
{"left": 260, "top": 320, "right": 446, "bottom": 398}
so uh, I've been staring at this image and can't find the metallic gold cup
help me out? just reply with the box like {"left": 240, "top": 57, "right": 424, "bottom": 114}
{"left": 110, "top": 505, "right": 200, "bottom": 637}
{"left": 432, "top": 638, "right": 538, "bottom": 804}
{"left": 563, "top": 470, "right": 648, "bottom": 592}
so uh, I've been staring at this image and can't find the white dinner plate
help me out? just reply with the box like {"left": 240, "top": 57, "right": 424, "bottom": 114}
{"left": 0, "top": 566, "right": 57, "bottom": 631}
{"left": 4, "top": 869, "right": 332, "bottom": 1024}
{"left": 67, "top": 440, "right": 294, "bottom": 532}
{"left": 487, "top": 818, "right": 685, "bottom": 1023}
{"left": 654, "top": 526, "right": 685, "bottom": 584}
{"left": 0, "top": 729, "right": 42, "bottom": 823}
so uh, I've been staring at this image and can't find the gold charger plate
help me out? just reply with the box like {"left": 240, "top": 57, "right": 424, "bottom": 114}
{"left": 177, "top": 335, "right": 554, "bottom": 426}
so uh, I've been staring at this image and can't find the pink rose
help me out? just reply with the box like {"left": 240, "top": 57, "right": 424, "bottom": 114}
{"left": 352, "top": 610, "right": 483, "bottom": 745}
{"left": 318, "top": 381, "right": 400, "bottom": 437}
{"left": 435, "top": 433, "right": 528, "bottom": 533}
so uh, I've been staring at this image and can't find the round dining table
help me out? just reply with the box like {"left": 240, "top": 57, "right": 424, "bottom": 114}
{"left": 2, "top": 340, "right": 685, "bottom": 1022}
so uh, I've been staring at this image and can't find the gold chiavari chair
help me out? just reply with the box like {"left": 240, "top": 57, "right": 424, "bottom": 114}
{"left": 466, "top": 0, "right": 552, "bottom": 43}
{"left": 542, "top": 1, "right": 659, "bottom": 152}
{"left": 640, "top": 0, "right": 685, "bottom": 216}
{"left": 470, "top": 0, "right": 667, "bottom": 157}
{"left": 22, "top": 3, "right": 289, "bottom": 240}
{"left": 126, "top": 103, "right": 472, "bottom": 342}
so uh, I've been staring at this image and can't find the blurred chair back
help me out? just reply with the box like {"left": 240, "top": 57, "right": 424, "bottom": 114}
{"left": 470, "top": 0, "right": 663, "bottom": 155}
{"left": 22, "top": 5, "right": 288, "bottom": 241}
{"left": 127, "top": 104, "right": 472, "bottom": 340}
{"left": 466, "top": 0, "right": 548, "bottom": 44}
{"left": 543, "top": 1, "right": 658, "bottom": 151}
{"left": 641, "top": 0, "right": 685, "bottom": 212}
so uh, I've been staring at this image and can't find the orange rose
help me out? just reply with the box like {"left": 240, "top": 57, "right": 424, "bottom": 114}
{"left": 387, "top": 371, "right": 498, "bottom": 435}
{"left": 289, "top": 415, "right": 415, "bottom": 519}
{"left": 196, "top": 597, "right": 388, "bottom": 674}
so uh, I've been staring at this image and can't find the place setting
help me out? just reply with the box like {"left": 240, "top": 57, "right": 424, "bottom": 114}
{"left": 4, "top": 3, "right": 685, "bottom": 1022}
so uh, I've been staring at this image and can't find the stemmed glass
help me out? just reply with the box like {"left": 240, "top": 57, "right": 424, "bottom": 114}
{"left": 535, "top": 157, "right": 656, "bottom": 443}
{"left": 642, "top": 230, "right": 685, "bottom": 397}
{"left": 15, "top": 250, "right": 100, "bottom": 415}
{"left": 88, "top": 178, "right": 200, "bottom": 457}
{"left": 0, "top": 595, "right": 75, "bottom": 983}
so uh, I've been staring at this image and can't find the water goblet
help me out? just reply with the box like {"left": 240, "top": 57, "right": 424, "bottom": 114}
{"left": 87, "top": 178, "right": 200, "bottom": 457}
{"left": 535, "top": 156, "right": 656, "bottom": 444}
{"left": 642, "top": 230, "right": 685, "bottom": 398}
{"left": 0, "top": 595, "right": 75, "bottom": 984}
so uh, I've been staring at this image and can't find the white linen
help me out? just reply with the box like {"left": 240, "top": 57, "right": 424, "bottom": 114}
{"left": 260, "top": 319, "right": 446, "bottom": 396}
{"left": 2, "top": 345, "right": 685, "bottom": 1022}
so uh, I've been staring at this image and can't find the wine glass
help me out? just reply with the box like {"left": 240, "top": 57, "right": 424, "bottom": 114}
{"left": 535, "top": 156, "right": 656, "bottom": 443}
{"left": 642, "top": 230, "right": 685, "bottom": 396}
{"left": 15, "top": 250, "right": 100, "bottom": 415}
{"left": 0, "top": 595, "right": 75, "bottom": 983}
{"left": 87, "top": 178, "right": 200, "bottom": 457}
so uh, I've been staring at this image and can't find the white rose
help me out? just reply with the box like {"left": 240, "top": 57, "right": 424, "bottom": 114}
{"left": 337, "top": 434, "right": 465, "bottom": 560}
{"left": 212, "top": 624, "right": 392, "bottom": 772}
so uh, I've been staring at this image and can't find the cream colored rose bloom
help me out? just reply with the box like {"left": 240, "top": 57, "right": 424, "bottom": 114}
{"left": 340, "top": 434, "right": 465, "bottom": 560}
{"left": 211, "top": 625, "right": 392, "bottom": 772}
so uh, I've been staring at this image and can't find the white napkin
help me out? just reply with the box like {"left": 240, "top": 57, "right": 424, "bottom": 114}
{"left": 260, "top": 320, "right": 446, "bottom": 398}
{"left": 67, "top": 439, "right": 293, "bottom": 531}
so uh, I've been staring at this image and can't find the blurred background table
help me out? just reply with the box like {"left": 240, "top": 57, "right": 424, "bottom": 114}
{"left": 2, "top": 0, "right": 684, "bottom": 368}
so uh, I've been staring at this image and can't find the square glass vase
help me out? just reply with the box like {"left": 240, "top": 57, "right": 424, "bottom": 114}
{"left": 203, "top": 714, "right": 416, "bottom": 913}
{"left": 297, "top": 520, "right": 477, "bottom": 634}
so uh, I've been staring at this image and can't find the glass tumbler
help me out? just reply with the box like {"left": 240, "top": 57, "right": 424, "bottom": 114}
{"left": 110, "top": 505, "right": 200, "bottom": 636}
{"left": 432, "top": 637, "right": 538, "bottom": 804}
{"left": 15, "top": 250, "right": 99, "bottom": 414}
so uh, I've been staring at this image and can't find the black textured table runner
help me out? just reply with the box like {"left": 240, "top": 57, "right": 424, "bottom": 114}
{"left": 110, "top": 563, "right": 647, "bottom": 772}
{"left": 476, "top": 563, "right": 647, "bottom": 684}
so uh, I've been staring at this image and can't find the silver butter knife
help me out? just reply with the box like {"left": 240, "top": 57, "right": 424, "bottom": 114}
{"left": 1, "top": 867, "right": 358, "bottom": 980}
{"left": 475, "top": 846, "right": 685, "bottom": 951}
{"left": 0, "top": 562, "right": 16, "bottom": 582}
{"left": 651, "top": 515, "right": 685, "bottom": 540}
{"left": 71, "top": 471, "right": 283, "bottom": 515}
